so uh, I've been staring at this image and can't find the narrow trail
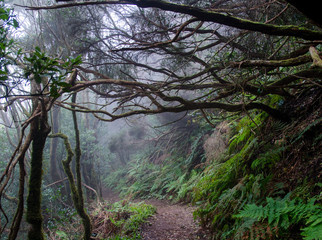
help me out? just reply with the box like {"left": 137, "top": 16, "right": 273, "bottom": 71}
{"left": 140, "top": 199, "right": 211, "bottom": 240}
{"left": 102, "top": 189, "right": 211, "bottom": 240}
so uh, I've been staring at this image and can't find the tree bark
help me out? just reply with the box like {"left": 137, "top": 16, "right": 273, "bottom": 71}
{"left": 7, "top": 125, "right": 34, "bottom": 240}
{"left": 23, "top": 0, "right": 322, "bottom": 40}
{"left": 49, "top": 131, "right": 92, "bottom": 240}
{"left": 49, "top": 104, "right": 61, "bottom": 182}
{"left": 71, "top": 92, "right": 92, "bottom": 240}
{"left": 26, "top": 100, "right": 51, "bottom": 240}
{"left": 8, "top": 155, "right": 25, "bottom": 240}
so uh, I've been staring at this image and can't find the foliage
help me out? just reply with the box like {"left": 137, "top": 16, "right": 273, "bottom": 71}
{"left": 189, "top": 111, "right": 294, "bottom": 239}
{"left": 91, "top": 200, "right": 156, "bottom": 239}
{"left": 44, "top": 200, "right": 155, "bottom": 240}
{"left": 103, "top": 114, "right": 206, "bottom": 199}
{"left": 0, "top": 0, "right": 18, "bottom": 81}
{"left": 0, "top": 126, "right": 15, "bottom": 170}
{"left": 43, "top": 186, "right": 79, "bottom": 237}
{"left": 0, "top": 0, "right": 321, "bottom": 238}
{"left": 123, "top": 202, "right": 156, "bottom": 235}
{"left": 105, "top": 107, "right": 321, "bottom": 239}
{"left": 23, "top": 47, "right": 81, "bottom": 97}
{"left": 235, "top": 194, "right": 322, "bottom": 240}
{"left": 105, "top": 129, "right": 207, "bottom": 201}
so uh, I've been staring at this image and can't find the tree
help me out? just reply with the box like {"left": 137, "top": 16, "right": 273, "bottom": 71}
{"left": 19, "top": 0, "right": 322, "bottom": 123}
{"left": 0, "top": 10, "right": 82, "bottom": 236}
{"left": 1, "top": 0, "right": 322, "bottom": 238}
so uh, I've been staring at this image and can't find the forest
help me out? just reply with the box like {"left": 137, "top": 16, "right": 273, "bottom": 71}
{"left": 0, "top": 0, "right": 321, "bottom": 239}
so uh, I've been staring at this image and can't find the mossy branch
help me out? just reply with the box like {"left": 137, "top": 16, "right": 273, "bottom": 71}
{"left": 72, "top": 92, "right": 92, "bottom": 239}
{"left": 26, "top": 99, "right": 51, "bottom": 240}
{"left": 48, "top": 133, "right": 74, "bottom": 163}
{"left": 49, "top": 132, "right": 92, "bottom": 240}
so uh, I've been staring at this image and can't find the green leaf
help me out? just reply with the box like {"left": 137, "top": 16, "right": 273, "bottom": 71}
{"left": 50, "top": 85, "right": 60, "bottom": 98}
{"left": 34, "top": 74, "right": 42, "bottom": 83}
{"left": 34, "top": 46, "right": 41, "bottom": 53}
{"left": 56, "top": 82, "right": 71, "bottom": 88}
{"left": 0, "top": 13, "right": 9, "bottom": 21}
{"left": 24, "top": 70, "right": 31, "bottom": 78}
{"left": 0, "top": 75, "right": 8, "bottom": 81}
{"left": 72, "top": 55, "right": 82, "bottom": 65}
{"left": 12, "top": 18, "right": 19, "bottom": 28}
{"left": 302, "top": 222, "right": 322, "bottom": 240}
{"left": 17, "top": 48, "right": 22, "bottom": 56}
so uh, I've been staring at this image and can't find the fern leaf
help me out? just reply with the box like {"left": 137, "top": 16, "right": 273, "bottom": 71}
{"left": 236, "top": 194, "right": 322, "bottom": 238}
{"left": 302, "top": 221, "right": 322, "bottom": 240}
{"left": 234, "top": 203, "right": 265, "bottom": 220}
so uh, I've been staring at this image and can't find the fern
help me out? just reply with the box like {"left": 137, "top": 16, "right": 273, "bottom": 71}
{"left": 302, "top": 212, "right": 322, "bottom": 240}
{"left": 235, "top": 194, "right": 322, "bottom": 239}
{"left": 291, "top": 117, "right": 322, "bottom": 144}
{"left": 185, "top": 134, "right": 204, "bottom": 165}
{"left": 251, "top": 146, "right": 285, "bottom": 172}
{"left": 229, "top": 113, "right": 267, "bottom": 153}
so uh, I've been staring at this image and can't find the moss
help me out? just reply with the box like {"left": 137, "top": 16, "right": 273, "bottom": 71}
{"left": 49, "top": 132, "right": 92, "bottom": 240}
{"left": 26, "top": 115, "right": 51, "bottom": 240}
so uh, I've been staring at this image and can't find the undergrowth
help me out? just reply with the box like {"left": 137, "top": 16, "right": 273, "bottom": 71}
{"left": 104, "top": 130, "right": 207, "bottom": 201}
{"left": 91, "top": 200, "right": 156, "bottom": 240}
{"left": 104, "top": 89, "right": 321, "bottom": 240}
{"left": 46, "top": 200, "right": 155, "bottom": 240}
{"left": 235, "top": 194, "right": 322, "bottom": 240}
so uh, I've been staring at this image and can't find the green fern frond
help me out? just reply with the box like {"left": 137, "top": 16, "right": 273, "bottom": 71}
{"left": 236, "top": 194, "right": 322, "bottom": 239}
{"left": 302, "top": 213, "right": 322, "bottom": 240}
{"left": 251, "top": 146, "right": 285, "bottom": 172}
{"left": 235, "top": 203, "right": 266, "bottom": 220}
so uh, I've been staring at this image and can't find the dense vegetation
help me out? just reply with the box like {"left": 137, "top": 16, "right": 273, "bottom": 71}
{"left": 0, "top": 0, "right": 321, "bottom": 239}
{"left": 106, "top": 88, "right": 321, "bottom": 239}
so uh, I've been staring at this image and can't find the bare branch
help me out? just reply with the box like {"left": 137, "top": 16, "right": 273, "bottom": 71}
{"left": 18, "top": 0, "right": 322, "bottom": 40}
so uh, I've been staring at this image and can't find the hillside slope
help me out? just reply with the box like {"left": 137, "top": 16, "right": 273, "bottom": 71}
{"left": 106, "top": 87, "right": 322, "bottom": 240}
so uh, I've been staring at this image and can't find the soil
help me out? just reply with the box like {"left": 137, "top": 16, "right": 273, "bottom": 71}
{"left": 140, "top": 199, "right": 211, "bottom": 240}
{"left": 102, "top": 189, "right": 211, "bottom": 240}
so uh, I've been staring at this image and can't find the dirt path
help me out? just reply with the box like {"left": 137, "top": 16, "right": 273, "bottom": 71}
{"left": 102, "top": 189, "right": 211, "bottom": 240}
{"left": 140, "top": 199, "right": 211, "bottom": 240}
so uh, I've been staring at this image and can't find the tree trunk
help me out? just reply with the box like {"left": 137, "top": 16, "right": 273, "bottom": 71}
{"left": 26, "top": 78, "right": 51, "bottom": 240}
{"left": 26, "top": 101, "right": 51, "bottom": 240}
{"left": 7, "top": 126, "right": 33, "bottom": 240}
{"left": 49, "top": 105, "right": 61, "bottom": 182}
{"left": 49, "top": 131, "right": 92, "bottom": 240}
{"left": 8, "top": 154, "right": 25, "bottom": 240}
{"left": 72, "top": 92, "right": 92, "bottom": 239}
